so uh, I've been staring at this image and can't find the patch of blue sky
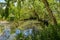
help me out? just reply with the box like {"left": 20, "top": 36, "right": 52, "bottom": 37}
{"left": 0, "top": 0, "right": 6, "bottom": 3}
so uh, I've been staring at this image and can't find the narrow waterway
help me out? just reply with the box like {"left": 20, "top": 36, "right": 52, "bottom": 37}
{"left": 0, "top": 21, "right": 33, "bottom": 40}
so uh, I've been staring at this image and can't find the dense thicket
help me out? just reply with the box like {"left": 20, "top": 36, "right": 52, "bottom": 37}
{"left": 0, "top": 0, "right": 60, "bottom": 40}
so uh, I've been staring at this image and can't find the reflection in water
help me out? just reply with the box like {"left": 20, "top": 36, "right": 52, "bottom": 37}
{"left": 3, "top": 28, "right": 10, "bottom": 38}
{"left": 0, "top": 28, "right": 10, "bottom": 40}
{"left": 7, "top": 33, "right": 16, "bottom": 40}
{"left": 15, "top": 29, "right": 21, "bottom": 35}
{"left": 0, "top": 28, "right": 33, "bottom": 40}
{"left": 23, "top": 29, "right": 32, "bottom": 36}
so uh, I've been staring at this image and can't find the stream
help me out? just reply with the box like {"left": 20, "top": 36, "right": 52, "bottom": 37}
{"left": 0, "top": 21, "right": 33, "bottom": 40}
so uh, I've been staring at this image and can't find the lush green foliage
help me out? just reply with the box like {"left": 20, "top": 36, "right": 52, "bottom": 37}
{"left": 0, "top": 0, "right": 60, "bottom": 40}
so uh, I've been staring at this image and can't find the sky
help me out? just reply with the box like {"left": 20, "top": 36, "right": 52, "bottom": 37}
{"left": 0, "top": 0, "right": 5, "bottom": 2}
{"left": 0, "top": 0, "right": 17, "bottom": 9}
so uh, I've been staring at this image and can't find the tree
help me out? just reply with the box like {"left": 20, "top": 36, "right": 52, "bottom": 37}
{"left": 42, "top": 0, "right": 57, "bottom": 25}
{"left": 4, "top": 0, "right": 10, "bottom": 19}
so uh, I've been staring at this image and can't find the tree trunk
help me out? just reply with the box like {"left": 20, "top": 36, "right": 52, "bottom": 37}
{"left": 42, "top": 0, "right": 57, "bottom": 25}
{"left": 32, "top": 0, "right": 49, "bottom": 26}
{"left": 5, "top": 0, "right": 10, "bottom": 19}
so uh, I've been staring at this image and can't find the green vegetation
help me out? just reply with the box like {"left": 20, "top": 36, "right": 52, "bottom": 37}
{"left": 0, "top": 0, "right": 60, "bottom": 40}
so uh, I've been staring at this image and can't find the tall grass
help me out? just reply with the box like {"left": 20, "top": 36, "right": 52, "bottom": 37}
{"left": 15, "top": 24, "right": 60, "bottom": 40}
